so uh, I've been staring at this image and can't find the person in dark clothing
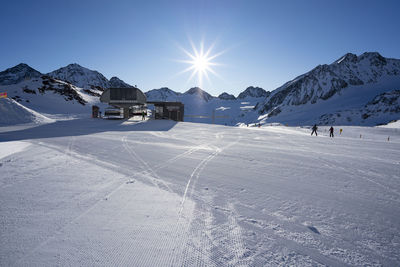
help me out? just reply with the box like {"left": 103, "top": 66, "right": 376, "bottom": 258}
{"left": 142, "top": 111, "right": 146, "bottom": 120}
{"left": 311, "top": 124, "right": 318, "bottom": 136}
{"left": 329, "top": 126, "right": 334, "bottom": 137}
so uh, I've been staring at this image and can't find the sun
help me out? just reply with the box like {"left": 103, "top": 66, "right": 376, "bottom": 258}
{"left": 193, "top": 54, "right": 209, "bottom": 72}
{"left": 176, "top": 40, "right": 224, "bottom": 87}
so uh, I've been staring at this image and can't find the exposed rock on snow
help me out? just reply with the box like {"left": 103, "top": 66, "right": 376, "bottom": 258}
{"left": 0, "top": 98, "right": 53, "bottom": 125}
{"left": 1, "top": 73, "right": 102, "bottom": 114}
{"left": 39, "top": 75, "right": 87, "bottom": 105}
{"left": 318, "top": 89, "right": 400, "bottom": 125}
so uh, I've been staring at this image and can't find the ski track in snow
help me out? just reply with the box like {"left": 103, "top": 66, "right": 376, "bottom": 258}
{"left": 1, "top": 119, "right": 399, "bottom": 266}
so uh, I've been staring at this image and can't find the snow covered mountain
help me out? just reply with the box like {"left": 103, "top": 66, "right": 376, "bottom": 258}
{"left": 184, "top": 87, "right": 214, "bottom": 102}
{"left": 0, "top": 64, "right": 103, "bottom": 115}
{"left": 109, "top": 76, "right": 133, "bottom": 88}
{"left": 1, "top": 51, "right": 399, "bottom": 126}
{"left": 258, "top": 52, "right": 400, "bottom": 126}
{"left": 145, "top": 87, "right": 181, "bottom": 101}
{"left": 218, "top": 92, "right": 236, "bottom": 100}
{"left": 47, "top": 63, "right": 110, "bottom": 89}
{"left": 47, "top": 63, "right": 133, "bottom": 90}
{"left": 0, "top": 63, "right": 42, "bottom": 85}
{"left": 237, "top": 86, "right": 270, "bottom": 99}
{"left": 145, "top": 86, "right": 267, "bottom": 125}
{"left": 318, "top": 89, "right": 400, "bottom": 125}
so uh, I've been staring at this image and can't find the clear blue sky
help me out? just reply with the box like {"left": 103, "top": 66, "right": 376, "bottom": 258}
{"left": 1, "top": 0, "right": 399, "bottom": 96}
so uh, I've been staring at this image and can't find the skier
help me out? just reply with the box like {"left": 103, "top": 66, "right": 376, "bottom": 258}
{"left": 329, "top": 126, "right": 334, "bottom": 138}
{"left": 142, "top": 111, "right": 146, "bottom": 121}
{"left": 339, "top": 128, "right": 343, "bottom": 135}
{"left": 311, "top": 124, "right": 318, "bottom": 136}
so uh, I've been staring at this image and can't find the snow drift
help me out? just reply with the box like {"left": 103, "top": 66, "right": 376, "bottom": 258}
{"left": 0, "top": 98, "right": 53, "bottom": 126}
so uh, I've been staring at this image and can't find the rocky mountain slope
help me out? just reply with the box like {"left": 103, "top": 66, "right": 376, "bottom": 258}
{"left": 47, "top": 63, "right": 132, "bottom": 90}
{"left": 0, "top": 64, "right": 103, "bottom": 114}
{"left": 0, "top": 63, "right": 42, "bottom": 85}
{"left": 238, "top": 86, "right": 270, "bottom": 99}
{"left": 318, "top": 89, "right": 400, "bottom": 125}
{"left": 257, "top": 52, "right": 400, "bottom": 125}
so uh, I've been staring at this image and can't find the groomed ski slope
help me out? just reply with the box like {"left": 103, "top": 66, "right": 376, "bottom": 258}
{"left": 0, "top": 119, "right": 399, "bottom": 266}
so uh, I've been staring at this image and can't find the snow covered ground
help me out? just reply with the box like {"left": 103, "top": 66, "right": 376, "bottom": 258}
{"left": 0, "top": 118, "right": 399, "bottom": 266}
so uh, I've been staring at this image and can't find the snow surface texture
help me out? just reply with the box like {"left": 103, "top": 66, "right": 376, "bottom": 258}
{"left": 0, "top": 98, "right": 53, "bottom": 126}
{"left": 0, "top": 118, "right": 399, "bottom": 266}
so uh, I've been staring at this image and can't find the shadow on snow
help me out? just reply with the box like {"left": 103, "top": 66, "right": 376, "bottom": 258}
{"left": 0, "top": 118, "right": 178, "bottom": 142}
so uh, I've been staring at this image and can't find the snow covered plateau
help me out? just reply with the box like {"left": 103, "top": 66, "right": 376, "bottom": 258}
{"left": 0, "top": 118, "right": 399, "bottom": 266}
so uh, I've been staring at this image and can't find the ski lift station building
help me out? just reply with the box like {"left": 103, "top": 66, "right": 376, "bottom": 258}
{"left": 100, "top": 87, "right": 184, "bottom": 121}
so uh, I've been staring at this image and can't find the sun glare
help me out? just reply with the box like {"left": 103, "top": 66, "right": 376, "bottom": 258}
{"left": 176, "top": 40, "right": 224, "bottom": 87}
{"left": 193, "top": 55, "right": 209, "bottom": 72}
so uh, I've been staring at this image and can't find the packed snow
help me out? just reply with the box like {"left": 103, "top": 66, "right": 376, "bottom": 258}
{"left": 1, "top": 118, "right": 399, "bottom": 266}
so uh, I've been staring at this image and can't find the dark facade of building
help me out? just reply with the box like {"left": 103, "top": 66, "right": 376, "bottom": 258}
{"left": 100, "top": 87, "right": 184, "bottom": 121}
{"left": 100, "top": 87, "right": 147, "bottom": 108}
{"left": 100, "top": 87, "right": 147, "bottom": 118}
{"left": 148, "top": 101, "right": 184, "bottom": 122}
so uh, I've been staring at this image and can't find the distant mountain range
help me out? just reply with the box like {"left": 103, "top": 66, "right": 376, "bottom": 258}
{"left": 0, "top": 52, "right": 399, "bottom": 126}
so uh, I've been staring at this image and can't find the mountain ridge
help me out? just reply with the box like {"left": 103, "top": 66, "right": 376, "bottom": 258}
{"left": 1, "top": 51, "right": 399, "bottom": 126}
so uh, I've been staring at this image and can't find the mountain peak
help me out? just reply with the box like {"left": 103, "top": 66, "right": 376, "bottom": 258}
{"left": 47, "top": 64, "right": 110, "bottom": 89}
{"left": 0, "top": 63, "right": 42, "bottom": 85}
{"left": 66, "top": 63, "right": 83, "bottom": 68}
{"left": 109, "top": 77, "right": 133, "bottom": 88}
{"left": 358, "top": 52, "right": 387, "bottom": 66}
{"left": 360, "top": 52, "right": 383, "bottom": 58}
{"left": 145, "top": 87, "right": 180, "bottom": 101}
{"left": 218, "top": 92, "right": 236, "bottom": 100}
{"left": 7, "top": 63, "right": 40, "bottom": 72}
{"left": 237, "top": 86, "right": 269, "bottom": 99}
{"left": 335, "top": 52, "right": 386, "bottom": 65}
{"left": 184, "top": 87, "right": 213, "bottom": 101}
{"left": 335, "top": 53, "right": 358, "bottom": 64}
